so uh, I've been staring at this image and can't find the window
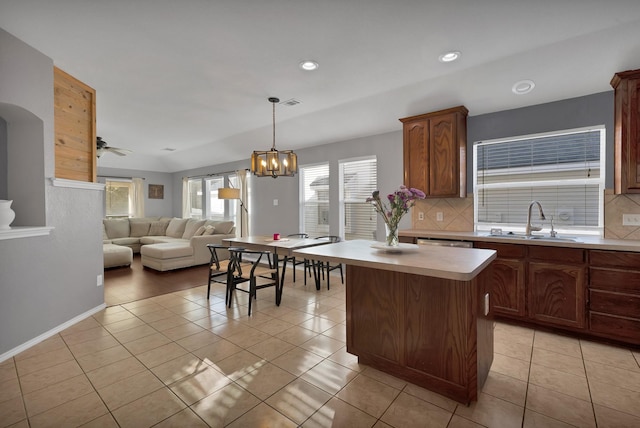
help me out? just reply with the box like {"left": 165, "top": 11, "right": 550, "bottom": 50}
{"left": 186, "top": 178, "right": 203, "bottom": 218}
{"left": 339, "top": 157, "right": 377, "bottom": 240}
{"left": 186, "top": 174, "right": 238, "bottom": 221}
{"left": 105, "top": 180, "right": 131, "bottom": 217}
{"left": 104, "top": 178, "right": 144, "bottom": 217}
{"left": 473, "top": 126, "right": 605, "bottom": 236}
{"left": 300, "top": 163, "right": 330, "bottom": 237}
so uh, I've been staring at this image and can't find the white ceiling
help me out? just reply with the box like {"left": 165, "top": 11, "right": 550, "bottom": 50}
{"left": 2, "top": 0, "right": 640, "bottom": 173}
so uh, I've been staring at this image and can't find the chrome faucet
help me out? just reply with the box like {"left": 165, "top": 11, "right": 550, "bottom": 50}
{"left": 525, "top": 201, "right": 546, "bottom": 236}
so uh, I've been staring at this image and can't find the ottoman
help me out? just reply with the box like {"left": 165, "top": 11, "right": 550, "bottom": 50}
{"left": 140, "top": 242, "right": 195, "bottom": 271}
{"left": 103, "top": 244, "right": 133, "bottom": 268}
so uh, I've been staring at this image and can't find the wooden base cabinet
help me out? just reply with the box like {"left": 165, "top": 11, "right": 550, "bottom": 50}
{"left": 475, "top": 243, "right": 587, "bottom": 331}
{"left": 589, "top": 250, "right": 640, "bottom": 345}
{"left": 346, "top": 264, "right": 492, "bottom": 404}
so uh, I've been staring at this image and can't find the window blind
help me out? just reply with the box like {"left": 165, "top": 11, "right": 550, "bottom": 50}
{"left": 474, "top": 127, "right": 605, "bottom": 234}
{"left": 300, "top": 164, "right": 330, "bottom": 237}
{"left": 340, "top": 157, "right": 377, "bottom": 240}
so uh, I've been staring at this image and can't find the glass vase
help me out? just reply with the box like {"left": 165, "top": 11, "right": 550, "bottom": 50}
{"left": 384, "top": 223, "right": 399, "bottom": 247}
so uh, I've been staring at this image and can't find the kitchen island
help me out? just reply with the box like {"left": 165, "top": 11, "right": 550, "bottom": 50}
{"left": 293, "top": 240, "right": 496, "bottom": 404}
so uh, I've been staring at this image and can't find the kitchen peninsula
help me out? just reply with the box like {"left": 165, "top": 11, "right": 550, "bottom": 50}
{"left": 293, "top": 239, "right": 496, "bottom": 404}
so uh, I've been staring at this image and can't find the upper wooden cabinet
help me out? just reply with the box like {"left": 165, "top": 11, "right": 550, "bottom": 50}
{"left": 54, "top": 66, "right": 97, "bottom": 182}
{"left": 400, "top": 106, "right": 468, "bottom": 198}
{"left": 611, "top": 68, "right": 640, "bottom": 194}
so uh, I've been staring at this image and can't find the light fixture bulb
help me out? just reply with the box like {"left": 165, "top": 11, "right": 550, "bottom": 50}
{"left": 299, "top": 60, "right": 319, "bottom": 71}
{"left": 512, "top": 79, "right": 535, "bottom": 95}
{"left": 439, "top": 51, "right": 461, "bottom": 62}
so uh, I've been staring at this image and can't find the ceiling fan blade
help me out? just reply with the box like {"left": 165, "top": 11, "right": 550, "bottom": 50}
{"left": 107, "top": 147, "right": 133, "bottom": 156}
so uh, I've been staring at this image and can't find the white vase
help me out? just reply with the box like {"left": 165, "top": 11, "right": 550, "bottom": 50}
{"left": 0, "top": 200, "right": 16, "bottom": 229}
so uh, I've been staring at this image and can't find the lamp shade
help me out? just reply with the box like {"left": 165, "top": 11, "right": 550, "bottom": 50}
{"left": 218, "top": 188, "right": 240, "bottom": 200}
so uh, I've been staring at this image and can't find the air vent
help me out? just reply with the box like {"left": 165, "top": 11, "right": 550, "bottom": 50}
{"left": 280, "top": 98, "right": 302, "bottom": 107}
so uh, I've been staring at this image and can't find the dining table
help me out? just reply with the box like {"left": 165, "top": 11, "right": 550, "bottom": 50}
{"left": 222, "top": 235, "right": 333, "bottom": 304}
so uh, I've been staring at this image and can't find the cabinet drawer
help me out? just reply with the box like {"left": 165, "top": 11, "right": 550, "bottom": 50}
{"left": 589, "top": 312, "right": 640, "bottom": 343}
{"left": 589, "top": 268, "right": 640, "bottom": 294}
{"left": 528, "top": 246, "right": 585, "bottom": 264}
{"left": 589, "top": 289, "right": 640, "bottom": 318}
{"left": 474, "top": 242, "right": 525, "bottom": 259}
{"left": 589, "top": 250, "right": 640, "bottom": 269}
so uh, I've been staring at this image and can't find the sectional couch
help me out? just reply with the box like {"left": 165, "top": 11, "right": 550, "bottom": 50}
{"left": 102, "top": 217, "right": 236, "bottom": 271}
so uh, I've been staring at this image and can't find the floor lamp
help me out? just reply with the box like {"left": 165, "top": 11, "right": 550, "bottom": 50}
{"left": 218, "top": 188, "right": 247, "bottom": 236}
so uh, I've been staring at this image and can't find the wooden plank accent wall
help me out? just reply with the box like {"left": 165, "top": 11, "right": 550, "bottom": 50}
{"left": 54, "top": 66, "right": 96, "bottom": 182}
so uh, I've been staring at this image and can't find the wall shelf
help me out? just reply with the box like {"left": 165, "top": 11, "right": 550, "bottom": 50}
{"left": 0, "top": 227, "right": 54, "bottom": 241}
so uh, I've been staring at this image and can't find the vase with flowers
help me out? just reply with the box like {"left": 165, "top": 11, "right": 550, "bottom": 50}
{"left": 366, "top": 185, "right": 426, "bottom": 247}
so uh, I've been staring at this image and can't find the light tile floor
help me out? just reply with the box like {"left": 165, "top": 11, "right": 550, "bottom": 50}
{"left": 2, "top": 272, "right": 640, "bottom": 427}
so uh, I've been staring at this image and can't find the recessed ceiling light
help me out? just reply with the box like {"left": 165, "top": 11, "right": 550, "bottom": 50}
{"left": 512, "top": 79, "right": 536, "bottom": 95}
{"left": 438, "top": 51, "right": 461, "bottom": 63}
{"left": 299, "top": 60, "right": 319, "bottom": 71}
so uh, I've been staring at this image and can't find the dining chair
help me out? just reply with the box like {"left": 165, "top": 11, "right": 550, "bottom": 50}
{"left": 286, "top": 233, "right": 309, "bottom": 283}
{"left": 227, "top": 248, "right": 279, "bottom": 316}
{"left": 314, "top": 235, "right": 343, "bottom": 290}
{"left": 206, "top": 244, "right": 248, "bottom": 303}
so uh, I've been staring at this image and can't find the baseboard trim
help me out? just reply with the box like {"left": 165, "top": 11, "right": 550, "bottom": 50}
{"left": 0, "top": 303, "right": 107, "bottom": 363}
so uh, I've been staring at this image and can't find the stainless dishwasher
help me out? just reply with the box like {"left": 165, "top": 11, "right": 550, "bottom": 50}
{"left": 416, "top": 238, "right": 473, "bottom": 248}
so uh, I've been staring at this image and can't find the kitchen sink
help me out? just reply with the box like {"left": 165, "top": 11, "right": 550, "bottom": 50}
{"left": 484, "top": 233, "right": 582, "bottom": 242}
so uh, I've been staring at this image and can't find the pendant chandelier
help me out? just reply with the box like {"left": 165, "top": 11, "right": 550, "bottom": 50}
{"left": 250, "top": 97, "right": 298, "bottom": 178}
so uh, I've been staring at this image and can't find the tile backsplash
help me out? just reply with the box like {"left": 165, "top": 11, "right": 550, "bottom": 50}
{"left": 411, "top": 190, "right": 640, "bottom": 241}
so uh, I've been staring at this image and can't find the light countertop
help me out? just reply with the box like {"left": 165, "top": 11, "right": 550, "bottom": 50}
{"left": 292, "top": 239, "right": 496, "bottom": 281}
{"left": 399, "top": 229, "right": 640, "bottom": 252}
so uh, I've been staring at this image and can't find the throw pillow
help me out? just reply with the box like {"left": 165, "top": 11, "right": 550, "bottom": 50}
{"left": 212, "top": 220, "right": 234, "bottom": 235}
{"left": 182, "top": 219, "right": 206, "bottom": 239}
{"left": 148, "top": 220, "right": 169, "bottom": 236}
{"left": 165, "top": 218, "right": 189, "bottom": 238}
{"left": 203, "top": 225, "right": 216, "bottom": 235}
{"left": 130, "top": 222, "right": 150, "bottom": 237}
{"left": 194, "top": 226, "right": 206, "bottom": 236}
{"left": 103, "top": 218, "right": 130, "bottom": 239}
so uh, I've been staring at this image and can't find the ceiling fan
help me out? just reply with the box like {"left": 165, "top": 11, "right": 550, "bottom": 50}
{"left": 96, "top": 136, "right": 132, "bottom": 158}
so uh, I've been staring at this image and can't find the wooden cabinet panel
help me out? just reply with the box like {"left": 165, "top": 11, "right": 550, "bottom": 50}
{"left": 528, "top": 261, "right": 586, "bottom": 329}
{"left": 400, "top": 106, "right": 467, "bottom": 198}
{"left": 347, "top": 266, "right": 403, "bottom": 364}
{"left": 611, "top": 68, "right": 640, "bottom": 194}
{"left": 429, "top": 113, "right": 458, "bottom": 197}
{"left": 589, "top": 289, "right": 640, "bottom": 318}
{"left": 405, "top": 277, "right": 469, "bottom": 385}
{"left": 590, "top": 249, "right": 640, "bottom": 268}
{"left": 589, "top": 312, "right": 640, "bottom": 343}
{"left": 528, "top": 246, "right": 585, "bottom": 264}
{"left": 403, "top": 119, "right": 429, "bottom": 193}
{"left": 474, "top": 242, "right": 526, "bottom": 318}
{"left": 490, "top": 259, "right": 526, "bottom": 318}
{"left": 590, "top": 268, "right": 640, "bottom": 293}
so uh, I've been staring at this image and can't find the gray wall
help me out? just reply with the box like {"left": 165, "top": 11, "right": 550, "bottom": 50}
{"left": 172, "top": 131, "right": 406, "bottom": 240}
{"left": 117, "top": 93, "right": 617, "bottom": 245}
{"left": 98, "top": 167, "right": 174, "bottom": 217}
{"left": 0, "top": 117, "right": 6, "bottom": 199}
{"left": 467, "top": 91, "right": 614, "bottom": 192}
{"left": 0, "top": 29, "right": 104, "bottom": 358}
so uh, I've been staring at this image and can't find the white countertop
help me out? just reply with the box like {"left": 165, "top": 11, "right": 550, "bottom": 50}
{"left": 399, "top": 229, "right": 640, "bottom": 252}
{"left": 293, "top": 239, "right": 496, "bottom": 281}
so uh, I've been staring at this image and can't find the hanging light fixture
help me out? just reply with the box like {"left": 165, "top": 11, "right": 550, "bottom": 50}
{"left": 251, "top": 97, "right": 298, "bottom": 178}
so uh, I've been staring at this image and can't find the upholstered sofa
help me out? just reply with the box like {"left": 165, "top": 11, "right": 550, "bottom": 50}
{"left": 102, "top": 217, "right": 235, "bottom": 271}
